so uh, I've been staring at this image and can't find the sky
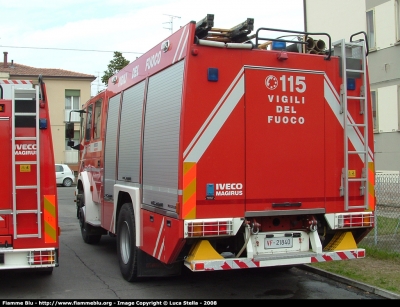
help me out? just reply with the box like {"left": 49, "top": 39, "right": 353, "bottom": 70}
{"left": 0, "top": 0, "right": 304, "bottom": 95}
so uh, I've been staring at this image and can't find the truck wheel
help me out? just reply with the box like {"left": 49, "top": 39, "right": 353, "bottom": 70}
{"left": 76, "top": 193, "right": 84, "bottom": 219}
{"left": 79, "top": 207, "right": 102, "bottom": 244}
{"left": 117, "top": 203, "right": 139, "bottom": 282}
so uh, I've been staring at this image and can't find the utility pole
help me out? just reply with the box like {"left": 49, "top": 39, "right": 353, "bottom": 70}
{"left": 163, "top": 14, "right": 181, "bottom": 34}
{"left": 95, "top": 71, "right": 100, "bottom": 93}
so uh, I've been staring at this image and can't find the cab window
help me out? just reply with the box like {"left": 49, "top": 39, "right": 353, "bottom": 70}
{"left": 85, "top": 104, "right": 93, "bottom": 141}
{"left": 94, "top": 100, "right": 102, "bottom": 139}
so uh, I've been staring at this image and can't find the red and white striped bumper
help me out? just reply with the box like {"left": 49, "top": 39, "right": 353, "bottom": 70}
{"left": 185, "top": 249, "right": 366, "bottom": 272}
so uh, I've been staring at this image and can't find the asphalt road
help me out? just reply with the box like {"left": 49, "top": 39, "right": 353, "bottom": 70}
{"left": 0, "top": 187, "right": 390, "bottom": 300}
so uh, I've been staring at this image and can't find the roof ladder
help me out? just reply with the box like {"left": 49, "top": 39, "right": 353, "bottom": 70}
{"left": 334, "top": 38, "right": 369, "bottom": 211}
{"left": 11, "top": 85, "right": 42, "bottom": 239}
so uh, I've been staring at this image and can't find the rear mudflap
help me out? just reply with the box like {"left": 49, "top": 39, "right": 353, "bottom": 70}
{"left": 137, "top": 249, "right": 182, "bottom": 277}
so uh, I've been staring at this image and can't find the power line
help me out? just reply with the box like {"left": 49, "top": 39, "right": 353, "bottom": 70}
{"left": 0, "top": 45, "right": 143, "bottom": 54}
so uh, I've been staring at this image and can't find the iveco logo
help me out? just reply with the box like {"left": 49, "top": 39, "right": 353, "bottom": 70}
{"left": 161, "top": 40, "right": 170, "bottom": 53}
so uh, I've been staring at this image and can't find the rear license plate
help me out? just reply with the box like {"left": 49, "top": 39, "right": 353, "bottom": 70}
{"left": 264, "top": 237, "right": 293, "bottom": 249}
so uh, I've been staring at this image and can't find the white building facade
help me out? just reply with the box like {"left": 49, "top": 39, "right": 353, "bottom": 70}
{"left": 305, "top": 0, "right": 400, "bottom": 172}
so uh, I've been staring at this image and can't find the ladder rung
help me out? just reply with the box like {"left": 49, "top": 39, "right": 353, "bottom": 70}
{"left": 347, "top": 123, "right": 366, "bottom": 127}
{"left": 16, "top": 210, "right": 39, "bottom": 214}
{"left": 348, "top": 178, "right": 367, "bottom": 182}
{"left": 348, "top": 150, "right": 367, "bottom": 154}
{"left": 344, "top": 41, "right": 364, "bottom": 47}
{"left": 347, "top": 96, "right": 366, "bottom": 100}
{"left": 346, "top": 69, "right": 364, "bottom": 73}
{"left": 15, "top": 161, "right": 38, "bottom": 165}
{"left": 15, "top": 137, "right": 37, "bottom": 141}
{"left": 347, "top": 205, "right": 367, "bottom": 209}
{"left": 16, "top": 185, "right": 38, "bottom": 189}
{"left": 15, "top": 88, "right": 36, "bottom": 96}
{"left": 16, "top": 234, "right": 39, "bottom": 238}
{"left": 15, "top": 113, "right": 36, "bottom": 116}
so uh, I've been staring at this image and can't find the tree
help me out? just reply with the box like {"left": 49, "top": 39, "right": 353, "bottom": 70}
{"left": 101, "top": 51, "right": 130, "bottom": 86}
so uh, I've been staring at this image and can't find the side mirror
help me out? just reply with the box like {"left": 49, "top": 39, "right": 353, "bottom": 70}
{"left": 65, "top": 122, "right": 74, "bottom": 139}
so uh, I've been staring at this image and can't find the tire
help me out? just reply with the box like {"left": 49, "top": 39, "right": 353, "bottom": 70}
{"left": 63, "top": 177, "right": 73, "bottom": 187}
{"left": 76, "top": 193, "right": 84, "bottom": 219}
{"left": 78, "top": 207, "right": 102, "bottom": 244}
{"left": 117, "top": 203, "right": 139, "bottom": 282}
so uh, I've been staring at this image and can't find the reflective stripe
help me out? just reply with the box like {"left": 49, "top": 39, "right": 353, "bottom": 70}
{"left": 44, "top": 195, "right": 57, "bottom": 243}
{"left": 0, "top": 80, "right": 32, "bottom": 84}
{"left": 183, "top": 162, "right": 196, "bottom": 219}
{"left": 368, "top": 162, "right": 375, "bottom": 211}
{"left": 187, "top": 250, "right": 365, "bottom": 271}
{"left": 183, "top": 69, "right": 245, "bottom": 163}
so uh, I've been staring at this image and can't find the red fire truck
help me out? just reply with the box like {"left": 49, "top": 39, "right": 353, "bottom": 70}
{"left": 0, "top": 76, "right": 59, "bottom": 273}
{"left": 68, "top": 15, "right": 375, "bottom": 282}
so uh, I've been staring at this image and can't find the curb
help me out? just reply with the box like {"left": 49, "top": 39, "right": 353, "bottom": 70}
{"left": 300, "top": 264, "right": 400, "bottom": 299}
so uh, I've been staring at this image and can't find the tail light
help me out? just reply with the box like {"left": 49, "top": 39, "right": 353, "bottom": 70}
{"left": 336, "top": 212, "right": 374, "bottom": 229}
{"left": 28, "top": 250, "right": 56, "bottom": 266}
{"left": 185, "top": 219, "right": 233, "bottom": 238}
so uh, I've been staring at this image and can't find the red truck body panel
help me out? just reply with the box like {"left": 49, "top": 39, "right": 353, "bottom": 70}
{"left": 0, "top": 79, "right": 59, "bottom": 270}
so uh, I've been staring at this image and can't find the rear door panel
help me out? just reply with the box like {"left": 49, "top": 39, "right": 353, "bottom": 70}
{"left": 244, "top": 68, "right": 326, "bottom": 211}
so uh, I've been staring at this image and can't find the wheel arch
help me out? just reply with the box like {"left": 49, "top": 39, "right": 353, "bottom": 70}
{"left": 114, "top": 184, "right": 141, "bottom": 246}
{"left": 76, "top": 177, "right": 84, "bottom": 194}
{"left": 75, "top": 171, "right": 97, "bottom": 222}
{"left": 76, "top": 171, "right": 90, "bottom": 195}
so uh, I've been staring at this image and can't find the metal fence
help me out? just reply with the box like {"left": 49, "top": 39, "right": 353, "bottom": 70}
{"left": 361, "top": 173, "right": 400, "bottom": 254}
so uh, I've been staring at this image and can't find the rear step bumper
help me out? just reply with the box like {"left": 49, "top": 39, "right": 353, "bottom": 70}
{"left": 185, "top": 248, "right": 366, "bottom": 272}
{"left": 184, "top": 229, "right": 365, "bottom": 272}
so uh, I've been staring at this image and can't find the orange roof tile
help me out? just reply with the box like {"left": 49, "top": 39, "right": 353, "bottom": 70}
{"left": 0, "top": 62, "right": 96, "bottom": 80}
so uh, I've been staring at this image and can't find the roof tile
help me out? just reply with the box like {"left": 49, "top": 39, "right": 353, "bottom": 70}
{"left": 0, "top": 62, "right": 96, "bottom": 80}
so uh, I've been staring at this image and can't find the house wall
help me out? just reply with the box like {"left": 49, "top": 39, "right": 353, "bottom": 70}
{"left": 366, "top": 0, "right": 400, "bottom": 172}
{"left": 0, "top": 72, "right": 9, "bottom": 79}
{"left": 306, "top": 0, "right": 400, "bottom": 172}
{"left": 366, "top": 0, "right": 391, "bottom": 10}
{"left": 43, "top": 78, "right": 92, "bottom": 172}
{"left": 304, "top": 0, "right": 366, "bottom": 42}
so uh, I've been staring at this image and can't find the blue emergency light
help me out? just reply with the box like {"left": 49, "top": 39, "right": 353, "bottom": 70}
{"left": 272, "top": 41, "right": 286, "bottom": 50}
{"left": 206, "top": 183, "right": 215, "bottom": 199}
{"left": 347, "top": 78, "right": 356, "bottom": 90}
{"left": 39, "top": 118, "right": 47, "bottom": 129}
{"left": 208, "top": 68, "right": 218, "bottom": 82}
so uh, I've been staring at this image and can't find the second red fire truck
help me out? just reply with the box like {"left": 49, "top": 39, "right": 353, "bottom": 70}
{"left": 0, "top": 76, "right": 59, "bottom": 273}
{"left": 67, "top": 15, "right": 375, "bottom": 281}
